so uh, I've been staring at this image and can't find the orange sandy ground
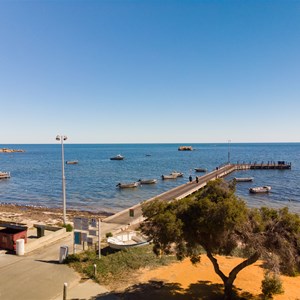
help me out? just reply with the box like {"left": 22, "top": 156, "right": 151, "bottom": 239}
{"left": 137, "top": 255, "right": 300, "bottom": 300}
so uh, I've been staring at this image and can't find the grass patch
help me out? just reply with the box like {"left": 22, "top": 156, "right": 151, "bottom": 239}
{"left": 66, "top": 245, "right": 176, "bottom": 287}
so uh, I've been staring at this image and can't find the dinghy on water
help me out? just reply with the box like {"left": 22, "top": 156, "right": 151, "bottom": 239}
{"left": 249, "top": 186, "right": 271, "bottom": 193}
{"left": 116, "top": 182, "right": 139, "bottom": 188}
{"left": 138, "top": 179, "right": 157, "bottom": 184}
{"left": 110, "top": 154, "right": 124, "bottom": 160}
{"left": 234, "top": 177, "right": 254, "bottom": 182}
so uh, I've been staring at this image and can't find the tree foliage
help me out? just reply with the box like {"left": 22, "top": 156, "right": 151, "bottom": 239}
{"left": 141, "top": 179, "right": 300, "bottom": 300}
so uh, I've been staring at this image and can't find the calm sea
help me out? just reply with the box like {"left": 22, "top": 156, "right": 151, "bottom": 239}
{"left": 0, "top": 143, "right": 299, "bottom": 214}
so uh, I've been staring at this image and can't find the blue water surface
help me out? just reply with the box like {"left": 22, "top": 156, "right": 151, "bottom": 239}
{"left": 0, "top": 143, "right": 299, "bottom": 214}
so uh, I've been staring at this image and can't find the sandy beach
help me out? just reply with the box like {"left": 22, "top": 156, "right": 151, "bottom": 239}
{"left": 0, "top": 203, "right": 111, "bottom": 227}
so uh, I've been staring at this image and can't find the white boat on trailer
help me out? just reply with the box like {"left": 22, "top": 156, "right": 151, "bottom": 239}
{"left": 249, "top": 186, "right": 271, "bottom": 193}
{"left": 107, "top": 231, "right": 150, "bottom": 250}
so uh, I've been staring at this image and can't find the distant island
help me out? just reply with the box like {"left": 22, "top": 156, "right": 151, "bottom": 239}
{"left": 178, "top": 146, "right": 193, "bottom": 151}
{"left": 0, "top": 148, "right": 25, "bottom": 153}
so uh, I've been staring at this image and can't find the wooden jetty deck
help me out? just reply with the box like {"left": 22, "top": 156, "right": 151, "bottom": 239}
{"left": 101, "top": 161, "right": 291, "bottom": 235}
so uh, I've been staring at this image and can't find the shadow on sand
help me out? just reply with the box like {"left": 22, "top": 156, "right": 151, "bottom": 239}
{"left": 74, "top": 280, "right": 261, "bottom": 300}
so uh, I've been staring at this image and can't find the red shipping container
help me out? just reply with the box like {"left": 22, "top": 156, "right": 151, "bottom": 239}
{"left": 0, "top": 228, "right": 27, "bottom": 251}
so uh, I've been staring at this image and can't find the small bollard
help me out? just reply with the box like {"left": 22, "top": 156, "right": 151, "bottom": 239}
{"left": 63, "top": 282, "right": 68, "bottom": 300}
{"left": 94, "top": 264, "right": 97, "bottom": 277}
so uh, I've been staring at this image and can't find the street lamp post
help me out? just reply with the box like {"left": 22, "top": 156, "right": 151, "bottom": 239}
{"left": 228, "top": 139, "right": 231, "bottom": 164}
{"left": 56, "top": 134, "right": 67, "bottom": 225}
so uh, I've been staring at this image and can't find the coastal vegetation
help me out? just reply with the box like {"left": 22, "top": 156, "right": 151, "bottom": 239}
{"left": 141, "top": 179, "right": 300, "bottom": 300}
{"left": 65, "top": 245, "right": 176, "bottom": 289}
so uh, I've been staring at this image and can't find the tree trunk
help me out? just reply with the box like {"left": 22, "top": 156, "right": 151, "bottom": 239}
{"left": 224, "top": 281, "right": 234, "bottom": 300}
{"left": 206, "top": 250, "right": 260, "bottom": 300}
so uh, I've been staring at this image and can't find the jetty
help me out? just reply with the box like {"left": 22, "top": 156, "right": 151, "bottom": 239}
{"left": 101, "top": 161, "right": 291, "bottom": 234}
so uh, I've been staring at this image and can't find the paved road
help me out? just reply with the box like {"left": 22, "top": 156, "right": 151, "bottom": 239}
{"left": 0, "top": 233, "right": 119, "bottom": 300}
{"left": 0, "top": 233, "right": 79, "bottom": 300}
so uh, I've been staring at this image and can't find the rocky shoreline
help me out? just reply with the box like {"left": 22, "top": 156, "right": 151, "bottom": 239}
{"left": 0, "top": 148, "right": 25, "bottom": 153}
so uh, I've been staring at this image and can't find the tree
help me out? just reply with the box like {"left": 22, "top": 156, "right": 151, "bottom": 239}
{"left": 141, "top": 179, "right": 300, "bottom": 300}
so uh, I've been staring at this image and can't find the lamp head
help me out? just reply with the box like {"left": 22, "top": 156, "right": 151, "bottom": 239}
{"left": 56, "top": 135, "right": 60, "bottom": 141}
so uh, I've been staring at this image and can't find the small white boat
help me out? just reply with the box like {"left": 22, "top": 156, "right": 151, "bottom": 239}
{"left": 161, "top": 174, "right": 178, "bottom": 180}
{"left": 0, "top": 171, "right": 10, "bottom": 179}
{"left": 110, "top": 154, "right": 124, "bottom": 160}
{"left": 107, "top": 231, "right": 150, "bottom": 250}
{"left": 138, "top": 179, "right": 157, "bottom": 184}
{"left": 249, "top": 186, "right": 271, "bottom": 193}
{"left": 194, "top": 168, "right": 207, "bottom": 172}
{"left": 170, "top": 171, "right": 183, "bottom": 177}
{"left": 234, "top": 177, "right": 254, "bottom": 182}
{"left": 66, "top": 160, "right": 78, "bottom": 165}
{"left": 116, "top": 182, "right": 139, "bottom": 188}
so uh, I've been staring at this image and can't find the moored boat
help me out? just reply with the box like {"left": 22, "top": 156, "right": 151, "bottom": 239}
{"left": 170, "top": 171, "right": 183, "bottom": 177}
{"left": 249, "top": 186, "right": 271, "bottom": 193}
{"left": 116, "top": 182, "right": 139, "bottom": 188}
{"left": 66, "top": 160, "right": 78, "bottom": 165}
{"left": 138, "top": 179, "right": 157, "bottom": 184}
{"left": 110, "top": 154, "right": 124, "bottom": 160}
{"left": 161, "top": 174, "right": 178, "bottom": 180}
{"left": 234, "top": 177, "right": 254, "bottom": 182}
{"left": 178, "top": 146, "right": 193, "bottom": 151}
{"left": 0, "top": 171, "right": 10, "bottom": 179}
{"left": 194, "top": 168, "right": 207, "bottom": 172}
{"left": 107, "top": 231, "right": 150, "bottom": 250}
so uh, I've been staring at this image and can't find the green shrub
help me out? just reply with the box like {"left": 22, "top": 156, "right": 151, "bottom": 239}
{"left": 106, "top": 232, "right": 113, "bottom": 238}
{"left": 261, "top": 272, "right": 284, "bottom": 299}
{"left": 63, "top": 223, "right": 73, "bottom": 232}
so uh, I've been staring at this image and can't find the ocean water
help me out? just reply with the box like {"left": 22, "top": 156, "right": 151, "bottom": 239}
{"left": 0, "top": 143, "right": 299, "bottom": 214}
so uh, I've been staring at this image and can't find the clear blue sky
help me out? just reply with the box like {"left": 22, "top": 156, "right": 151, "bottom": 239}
{"left": 1, "top": 0, "right": 299, "bottom": 144}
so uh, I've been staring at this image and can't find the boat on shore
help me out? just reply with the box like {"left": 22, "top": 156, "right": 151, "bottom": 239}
{"left": 138, "top": 179, "right": 157, "bottom": 184}
{"left": 107, "top": 231, "right": 150, "bottom": 250}
{"left": 110, "top": 154, "right": 124, "bottom": 160}
{"left": 194, "top": 168, "right": 207, "bottom": 172}
{"left": 234, "top": 177, "right": 254, "bottom": 182}
{"left": 0, "top": 171, "right": 10, "bottom": 179}
{"left": 116, "top": 182, "right": 139, "bottom": 188}
{"left": 249, "top": 186, "right": 271, "bottom": 193}
{"left": 66, "top": 160, "right": 78, "bottom": 165}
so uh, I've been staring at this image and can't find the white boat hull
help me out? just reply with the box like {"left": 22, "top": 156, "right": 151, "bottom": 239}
{"left": 107, "top": 231, "right": 149, "bottom": 250}
{"left": 138, "top": 179, "right": 157, "bottom": 184}
{"left": 249, "top": 186, "right": 271, "bottom": 193}
{"left": 234, "top": 177, "right": 254, "bottom": 182}
{"left": 116, "top": 182, "right": 139, "bottom": 188}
